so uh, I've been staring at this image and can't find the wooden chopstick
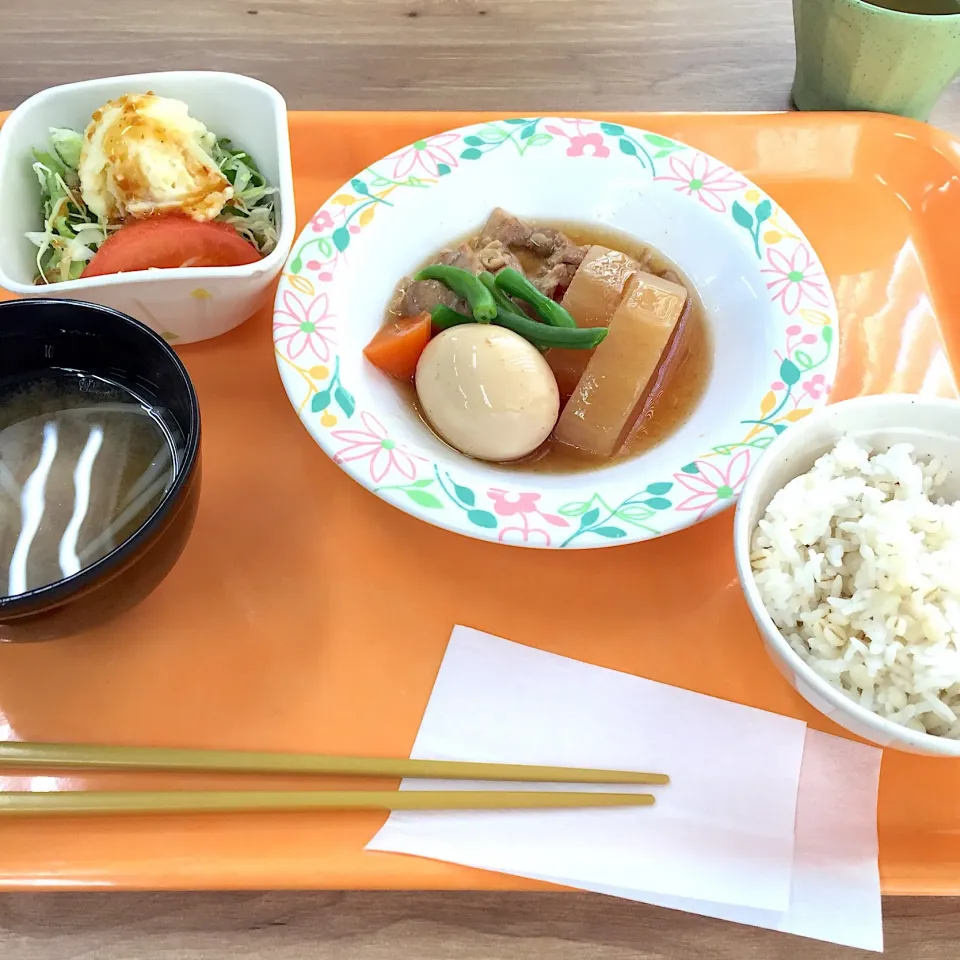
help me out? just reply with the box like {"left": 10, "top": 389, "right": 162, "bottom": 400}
{"left": 0, "top": 790, "right": 656, "bottom": 816}
{"left": 0, "top": 742, "right": 669, "bottom": 786}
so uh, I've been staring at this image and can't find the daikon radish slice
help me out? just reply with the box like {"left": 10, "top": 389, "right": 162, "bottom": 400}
{"left": 554, "top": 271, "right": 688, "bottom": 457}
{"left": 560, "top": 246, "right": 639, "bottom": 326}
{"left": 547, "top": 246, "right": 640, "bottom": 399}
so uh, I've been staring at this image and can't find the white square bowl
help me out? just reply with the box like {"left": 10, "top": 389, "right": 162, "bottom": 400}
{"left": 0, "top": 71, "right": 296, "bottom": 345}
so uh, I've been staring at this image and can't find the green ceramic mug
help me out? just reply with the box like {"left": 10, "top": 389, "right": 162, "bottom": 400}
{"left": 792, "top": 0, "right": 960, "bottom": 120}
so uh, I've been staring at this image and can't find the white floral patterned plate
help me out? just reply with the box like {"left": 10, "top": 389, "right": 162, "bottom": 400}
{"left": 273, "top": 117, "right": 838, "bottom": 549}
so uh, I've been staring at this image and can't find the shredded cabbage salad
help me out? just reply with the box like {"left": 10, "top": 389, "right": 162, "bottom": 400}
{"left": 28, "top": 128, "right": 278, "bottom": 285}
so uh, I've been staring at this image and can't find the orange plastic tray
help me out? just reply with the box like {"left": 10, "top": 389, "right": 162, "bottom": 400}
{"left": 1, "top": 111, "right": 959, "bottom": 894}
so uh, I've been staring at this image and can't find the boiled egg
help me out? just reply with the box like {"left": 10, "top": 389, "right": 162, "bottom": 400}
{"left": 415, "top": 325, "right": 559, "bottom": 462}
{"left": 78, "top": 94, "right": 232, "bottom": 223}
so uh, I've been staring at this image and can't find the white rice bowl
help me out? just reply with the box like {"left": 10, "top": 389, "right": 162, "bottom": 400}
{"left": 750, "top": 436, "right": 960, "bottom": 739}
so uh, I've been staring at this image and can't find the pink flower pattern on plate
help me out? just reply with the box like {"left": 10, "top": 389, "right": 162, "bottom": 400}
{"left": 566, "top": 133, "right": 610, "bottom": 158}
{"left": 309, "top": 210, "right": 334, "bottom": 233}
{"left": 673, "top": 450, "right": 751, "bottom": 520}
{"left": 386, "top": 133, "right": 460, "bottom": 179}
{"left": 544, "top": 124, "right": 610, "bottom": 158}
{"left": 762, "top": 243, "right": 831, "bottom": 315}
{"left": 802, "top": 373, "right": 828, "bottom": 400}
{"left": 654, "top": 154, "right": 746, "bottom": 212}
{"left": 487, "top": 489, "right": 569, "bottom": 546}
{"left": 487, "top": 490, "right": 543, "bottom": 517}
{"left": 331, "top": 412, "right": 423, "bottom": 484}
{"left": 273, "top": 290, "right": 336, "bottom": 363}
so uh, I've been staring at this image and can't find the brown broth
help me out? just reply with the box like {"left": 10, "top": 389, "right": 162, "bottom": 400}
{"left": 384, "top": 220, "right": 712, "bottom": 474}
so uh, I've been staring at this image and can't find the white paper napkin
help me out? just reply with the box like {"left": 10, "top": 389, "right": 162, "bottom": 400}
{"left": 367, "top": 626, "right": 882, "bottom": 951}
{"left": 369, "top": 625, "right": 807, "bottom": 911}
{"left": 521, "top": 729, "right": 882, "bottom": 952}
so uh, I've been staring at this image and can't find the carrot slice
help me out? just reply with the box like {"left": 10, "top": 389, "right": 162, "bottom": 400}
{"left": 363, "top": 313, "right": 433, "bottom": 380}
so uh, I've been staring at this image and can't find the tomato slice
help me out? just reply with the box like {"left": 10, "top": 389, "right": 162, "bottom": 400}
{"left": 82, "top": 216, "right": 261, "bottom": 278}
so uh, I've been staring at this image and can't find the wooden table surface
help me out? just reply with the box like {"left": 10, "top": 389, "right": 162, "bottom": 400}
{"left": 2, "top": 0, "right": 959, "bottom": 957}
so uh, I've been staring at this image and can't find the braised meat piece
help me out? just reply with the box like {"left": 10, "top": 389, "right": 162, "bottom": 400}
{"left": 392, "top": 210, "right": 602, "bottom": 317}
{"left": 480, "top": 207, "right": 586, "bottom": 263}
{"left": 479, "top": 208, "right": 532, "bottom": 248}
{"left": 530, "top": 246, "right": 588, "bottom": 299}
{"left": 474, "top": 239, "right": 524, "bottom": 274}
{"left": 480, "top": 208, "right": 587, "bottom": 264}
{"left": 390, "top": 244, "right": 483, "bottom": 317}
{"left": 480, "top": 207, "right": 587, "bottom": 299}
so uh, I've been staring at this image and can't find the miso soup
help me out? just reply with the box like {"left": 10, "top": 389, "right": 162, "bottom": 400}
{"left": 0, "top": 370, "right": 183, "bottom": 598}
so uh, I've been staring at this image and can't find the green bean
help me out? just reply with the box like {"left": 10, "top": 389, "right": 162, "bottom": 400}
{"left": 494, "top": 268, "right": 577, "bottom": 328}
{"left": 430, "top": 304, "right": 474, "bottom": 331}
{"left": 497, "top": 312, "right": 606, "bottom": 349}
{"left": 478, "top": 272, "right": 525, "bottom": 317}
{"left": 414, "top": 265, "right": 497, "bottom": 322}
{"left": 430, "top": 305, "right": 607, "bottom": 350}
